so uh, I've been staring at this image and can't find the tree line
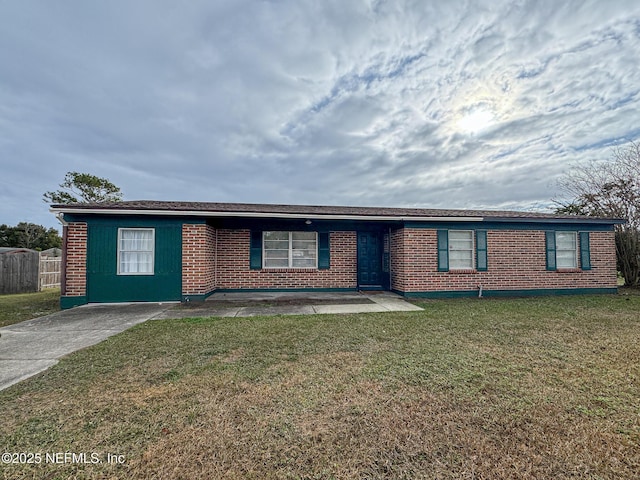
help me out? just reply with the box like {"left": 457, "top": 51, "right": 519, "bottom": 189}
{"left": 0, "top": 223, "right": 61, "bottom": 251}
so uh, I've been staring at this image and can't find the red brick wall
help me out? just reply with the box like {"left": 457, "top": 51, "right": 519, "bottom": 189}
{"left": 390, "top": 228, "right": 406, "bottom": 292}
{"left": 390, "top": 228, "right": 617, "bottom": 293}
{"left": 182, "top": 224, "right": 216, "bottom": 295}
{"left": 63, "top": 222, "right": 87, "bottom": 297}
{"left": 216, "top": 230, "right": 357, "bottom": 289}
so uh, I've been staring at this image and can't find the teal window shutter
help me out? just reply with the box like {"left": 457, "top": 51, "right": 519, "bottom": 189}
{"left": 318, "top": 232, "right": 330, "bottom": 269}
{"left": 476, "top": 230, "right": 488, "bottom": 271}
{"left": 250, "top": 231, "right": 262, "bottom": 269}
{"left": 545, "top": 231, "right": 557, "bottom": 271}
{"left": 437, "top": 230, "right": 449, "bottom": 272}
{"left": 579, "top": 232, "right": 591, "bottom": 270}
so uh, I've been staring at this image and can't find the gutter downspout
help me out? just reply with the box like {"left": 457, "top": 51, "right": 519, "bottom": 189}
{"left": 55, "top": 212, "right": 69, "bottom": 227}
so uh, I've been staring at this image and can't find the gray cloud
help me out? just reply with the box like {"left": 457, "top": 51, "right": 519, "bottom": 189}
{"left": 2, "top": 0, "right": 640, "bottom": 229}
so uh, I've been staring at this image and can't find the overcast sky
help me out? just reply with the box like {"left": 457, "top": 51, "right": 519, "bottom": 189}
{"left": 2, "top": 0, "right": 640, "bottom": 230}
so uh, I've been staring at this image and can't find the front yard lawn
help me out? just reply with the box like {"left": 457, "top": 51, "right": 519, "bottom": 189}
{"left": 0, "top": 289, "right": 60, "bottom": 328}
{"left": 1, "top": 294, "right": 639, "bottom": 479}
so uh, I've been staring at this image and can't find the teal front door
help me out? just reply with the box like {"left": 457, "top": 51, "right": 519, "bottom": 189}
{"left": 357, "top": 232, "right": 383, "bottom": 289}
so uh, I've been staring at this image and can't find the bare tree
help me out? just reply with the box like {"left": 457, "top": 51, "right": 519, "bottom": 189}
{"left": 555, "top": 141, "right": 640, "bottom": 286}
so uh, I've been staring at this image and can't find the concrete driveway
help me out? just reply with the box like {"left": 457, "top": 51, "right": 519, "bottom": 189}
{"left": 0, "top": 303, "right": 172, "bottom": 391}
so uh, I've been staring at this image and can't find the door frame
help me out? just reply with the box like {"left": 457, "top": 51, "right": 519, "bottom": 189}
{"left": 356, "top": 230, "right": 390, "bottom": 290}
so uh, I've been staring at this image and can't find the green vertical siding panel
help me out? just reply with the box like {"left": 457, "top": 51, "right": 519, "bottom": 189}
{"left": 546, "top": 231, "right": 557, "bottom": 271}
{"left": 318, "top": 232, "right": 330, "bottom": 269}
{"left": 476, "top": 230, "right": 488, "bottom": 271}
{"left": 250, "top": 231, "right": 262, "bottom": 269}
{"left": 437, "top": 230, "right": 449, "bottom": 272}
{"left": 154, "top": 224, "right": 183, "bottom": 299}
{"left": 87, "top": 225, "right": 117, "bottom": 302}
{"left": 86, "top": 220, "right": 182, "bottom": 303}
{"left": 579, "top": 231, "right": 591, "bottom": 270}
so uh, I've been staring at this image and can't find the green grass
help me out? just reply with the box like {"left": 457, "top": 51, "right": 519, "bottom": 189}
{"left": 0, "top": 289, "right": 60, "bottom": 328}
{"left": 1, "top": 294, "right": 639, "bottom": 479}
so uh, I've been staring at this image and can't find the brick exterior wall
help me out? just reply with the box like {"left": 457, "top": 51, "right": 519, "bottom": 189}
{"left": 216, "top": 230, "right": 357, "bottom": 290}
{"left": 390, "top": 228, "right": 618, "bottom": 293}
{"left": 64, "top": 221, "right": 617, "bottom": 305}
{"left": 63, "top": 222, "right": 87, "bottom": 297}
{"left": 390, "top": 228, "right": 406, "bottom": 292}
{"left": 182, "top": 224, "right": 217, "bottom": 296}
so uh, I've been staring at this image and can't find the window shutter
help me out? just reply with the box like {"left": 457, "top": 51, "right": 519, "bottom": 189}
{"left": 318, "top": 232, "right": 330, "bottom": 269}
{"left": 250, "top": 231, "right": 262, "bottom": 269}
{"left": 476, "top": 230, "right": 488, "bottom": 271}
{"left": 545, "top": 231, "right": 557, "bottom": 271}
{"left": 579, "top": 232, "right": 591, "bottom": 270}
{"left": 437, "top": 230, "right": 449, "bottom": 272}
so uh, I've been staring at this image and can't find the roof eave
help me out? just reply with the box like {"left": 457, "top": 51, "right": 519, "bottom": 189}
{"left": 49, "top": 206, "right": 483, "bottom": 222}
{"left": 49, "top": 206, "right": 624, "bottom": 224}
{"left": 490, "top": 216, "right": 626, "bottom": 225}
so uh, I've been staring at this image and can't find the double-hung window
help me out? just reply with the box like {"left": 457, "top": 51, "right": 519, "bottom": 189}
{"left": 118, "top": 228, "right": 154, "bottom": 275}
{"left": 263, "top": 231, "right": 317, "bottom": 268}
{"left": 555, "top": 231, "right": 578, "bottom": 269}
{"left": 448, "top": 230, "right": 474, "bottom": 270}
{"left": 437, "top": 230, "right": 487, "bottom": 272}
{"left": 546, "top": 231, "right": 589, "bottom": 271}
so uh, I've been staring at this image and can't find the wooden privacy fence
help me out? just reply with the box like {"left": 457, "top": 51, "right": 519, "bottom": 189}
{"left": 39, "top": 256, "right": 62, "bottom": 290}
{"left": 0, "top": 250, "right": 62, "bottom": 294}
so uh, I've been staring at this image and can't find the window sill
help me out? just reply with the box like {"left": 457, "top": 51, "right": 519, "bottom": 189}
{"left": 448, "top": 269, "right": 477, "bottom": 274}
{"left": 555, "top": 268, "right": 581, "bottom": 273}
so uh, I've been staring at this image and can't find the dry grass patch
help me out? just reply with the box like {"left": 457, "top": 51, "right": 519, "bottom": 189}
{"left": 1, "top": 294, "right": 639, "bottom": 479}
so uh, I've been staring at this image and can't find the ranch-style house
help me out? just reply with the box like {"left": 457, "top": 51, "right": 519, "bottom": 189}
{"left": 50, "top": 201, "right": 623, "bottom": 308}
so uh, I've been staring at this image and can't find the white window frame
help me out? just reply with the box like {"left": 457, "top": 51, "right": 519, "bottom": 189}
{"left": 448, "top": 230, "right": 475, "bottom": 270}
{"left": 117, "top": 228, "right": 155, "bottom": 275}
{"left": 263, "top": 231, "right": 318, "bottom": 269}
{"left": 556, "top": 231, "right": 578, "bottom": 269}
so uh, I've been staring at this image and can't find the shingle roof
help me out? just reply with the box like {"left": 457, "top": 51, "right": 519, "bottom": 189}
{"left": 51, "top": 200, "right": 624, "bottom": 223}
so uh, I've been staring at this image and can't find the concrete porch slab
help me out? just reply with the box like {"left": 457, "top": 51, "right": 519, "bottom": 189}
{"left": 156, "top": 291, "right": 423, "bottom": 318}
{"left": 312, "top": 303, "right": 390, "bottom": 314}
{"left": 367, "top": 294, "right": 424, "bottom": 311}
{"left": 235, "top": 305, "right": 316, "bottom": 317}
{"left": 205, "top": 291, "right": 373, "bottom": 303}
